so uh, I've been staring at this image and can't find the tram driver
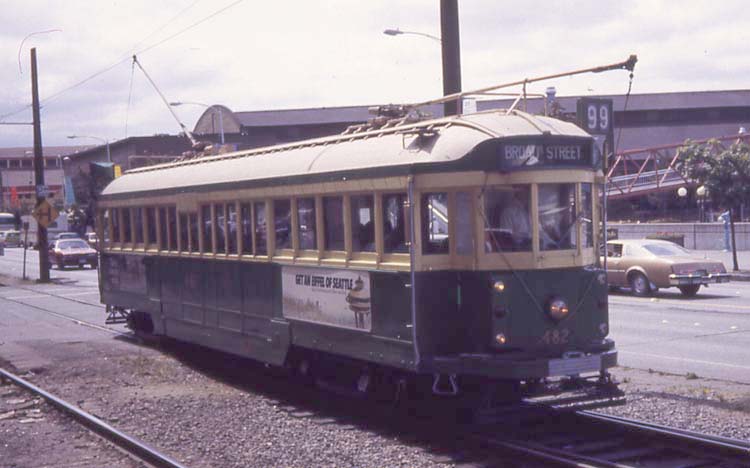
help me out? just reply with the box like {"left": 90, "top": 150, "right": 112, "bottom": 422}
{"left": 484, "top": 187, "right": 531, "bottom": 252}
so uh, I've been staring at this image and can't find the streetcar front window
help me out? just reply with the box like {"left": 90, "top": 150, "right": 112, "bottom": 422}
{"left": 383, "top": 193, "right": 408, "bottom": 253}
{"left": 422, "top": 192, "right": 449, "bottom": 254}
{"left": 483, "top": 186, "right": 531, "bottom": 252}
{"left": 538, "top": 183, "right": 576, "bottom": 251}
{"left": 581, "top": 183, "right": 594, "bottom": 248}
{"left": 351, "top": 195, "right": 375, "bottom": 252}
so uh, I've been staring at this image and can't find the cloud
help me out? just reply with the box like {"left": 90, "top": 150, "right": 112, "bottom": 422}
{"left": 1, "top": 0, "right": 749, "bottom": 148}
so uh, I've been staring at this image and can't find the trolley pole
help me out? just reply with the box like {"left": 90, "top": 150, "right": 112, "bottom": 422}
{"left": 31, "top": 47, "right": 50, "bottom": 283}
{"left": 440, "top": 0, "right": 462, "bottom": 116}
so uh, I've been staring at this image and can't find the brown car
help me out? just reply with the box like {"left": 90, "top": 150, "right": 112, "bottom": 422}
{"left": 604, "top": 239, "right": 730, "bottom": 297}
{"left": 48, "top": 238, "right": 98, "bottom": 270}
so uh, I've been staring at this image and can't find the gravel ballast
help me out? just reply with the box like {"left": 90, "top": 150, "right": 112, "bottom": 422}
{"left": 2, "top": 337, "right": 749, "bottom": 467}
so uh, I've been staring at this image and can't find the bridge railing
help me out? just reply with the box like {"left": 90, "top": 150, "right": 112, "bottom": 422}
{"left": 606, "top": 133, "right": 750, "bottom": 198}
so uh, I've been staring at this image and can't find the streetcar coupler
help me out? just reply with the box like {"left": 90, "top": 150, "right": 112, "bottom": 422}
{"left": 104, "top": 305, "right": 130, "bottom": 325}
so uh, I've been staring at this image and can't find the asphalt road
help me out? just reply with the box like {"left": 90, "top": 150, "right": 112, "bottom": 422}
{"left": 2, "top": 248, "right": 749, "bottom": 384}
{"left": 609, "top": 282, "right": 750, "bottom": 384}
{"left": 0, "top": 246, "right": 99, "bottom": 287}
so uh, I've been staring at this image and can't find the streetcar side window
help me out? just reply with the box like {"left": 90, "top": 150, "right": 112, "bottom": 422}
{"left": 159, "top": 207, "right": 168, "bottom": 250}
{"left": 101, "top": 209, "right": 110, "bottom": 247}
{"left": 538, "top": 183, "right": 576, "bottom": 251}
{"left": 254, "top": 201, "right": 267, "bottom": 255}
{"left": 455, "top": 191, "right": 473, "bottom": 255}
{"left": 179, "top": 213, "right": 188, "bottom": 252}
{"left": 122, "top": 208, "right": 132, "bottom": 243}
{"left": 297, "top": 197, "right": 316, "bottom": 250}
{"left": 202, "top": 205, "right": 212, "bottom": 253}
{"left": 215, "top": 203, "right": 226, "bottom": 254}
{"left": 421, "top": 192, "right": 449, "bottom": 254}
{"left": 274, "top": 199, "right": 291, "bottom": 250}
{"left": 133, "top": 207, "right": 144, "bottom": 244}
{"left": 350, "top": 194, "right": 375, "bottom": 252}
{"left": 167, "top": 207, "right": 177, "bottom": 251}
{"left": 382, "top": 193, "right": 408, "bottom": 253}
{"left": 189, "top": 213, "right": 199, "bottom": 253}
{"left": 227, "top": 203, "right": 237, "bottom": 254}
{"left": 111, "top": 208, "right": 120, "bottom": 243}
{"left": 146, "top": 207, "right": 156, "bottom": 248}
{"left": 483, "top": 186, "right": 531, "bottom": 253}
{"left": 323, "top": 196, "right": 344, "bottom": 251}
{"left": 241, "top": 203, "right": 252, "bottom": 254}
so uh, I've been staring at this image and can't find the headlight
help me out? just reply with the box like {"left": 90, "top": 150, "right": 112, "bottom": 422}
{"left": 547, "top": 297, "right": 570, "bottom": 321}
{"left": 492, "top": 280, "right": 505, "bottom": 293}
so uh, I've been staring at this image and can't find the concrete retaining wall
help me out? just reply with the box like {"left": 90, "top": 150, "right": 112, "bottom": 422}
{"left": 608, "top": 222, "right": 750, "bottom": 250}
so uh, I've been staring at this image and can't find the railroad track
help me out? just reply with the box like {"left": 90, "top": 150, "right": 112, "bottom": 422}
{"left": 2, "top": 280, "right": 747, "bottom": 466}
{"left": 470, "top": 407, "right": 750, "bottom": 467}
{"left": 0, "top": 367, "right": 187, "bottom": 468}
{"left": 0, "top": 282, "right": 127, "bottom": 337}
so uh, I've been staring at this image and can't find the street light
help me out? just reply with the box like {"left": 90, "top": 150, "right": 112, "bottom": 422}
{"left": 383, "top": 1, "right": 462, "bottom": 117}
{"left": 67, "top": 135, "right": 111, "bottom": 163}
{"left": 382, "top": 28, "right": 442, "bottom": 43}
{"left": 169, "top": 101, "right": 225, "bottom": 144}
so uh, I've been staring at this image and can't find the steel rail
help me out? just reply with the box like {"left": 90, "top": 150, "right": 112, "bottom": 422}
{"left": 0, "top": 291, "right": 128, "bottom": 338}
{"left": 581, "top": 410, "right": 750, "bottom": 454}
{"left": 467, "top": 406, "right": 749, "bottom": 467}
{"left": 0, "top": 367, "right": 189, "bottom": 468}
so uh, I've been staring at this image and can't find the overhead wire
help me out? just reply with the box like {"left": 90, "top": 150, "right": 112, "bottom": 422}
{"left": 0, "top": 0, "right": 243, "bottom": 123}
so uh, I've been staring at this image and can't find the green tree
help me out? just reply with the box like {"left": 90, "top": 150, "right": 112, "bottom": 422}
{"left": 678, "top": 138, "right": 750, "bottom": 270}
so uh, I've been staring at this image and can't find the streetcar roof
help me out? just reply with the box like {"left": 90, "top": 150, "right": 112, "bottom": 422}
{"left": 101, "top": 110, "right": 590, "bottom": 199}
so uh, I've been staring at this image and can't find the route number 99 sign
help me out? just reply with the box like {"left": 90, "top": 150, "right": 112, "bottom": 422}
{"left": 576, "top": 98, "right": 613, "bottom": 135}
{"left": 576, "top": 97, "right": 614, "bottom": 169}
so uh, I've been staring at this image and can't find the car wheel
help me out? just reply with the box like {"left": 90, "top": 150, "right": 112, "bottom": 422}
{"left": 629, "top": 272, "right": 652, "bottom": 296}
{"left": 678, "top": 285, "right": 701, "bottom": 297}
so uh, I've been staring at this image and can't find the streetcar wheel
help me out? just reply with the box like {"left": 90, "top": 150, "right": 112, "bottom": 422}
{"left": 629, "top": 272, "right": 651, "bottom": 296}
{"left": 678, "top": 285, "right": 701, "bottom": 297}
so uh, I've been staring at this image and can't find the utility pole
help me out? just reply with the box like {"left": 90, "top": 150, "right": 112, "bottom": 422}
{"left": 440, "top": 0, "right": 462, "bottom": 116}
{"left": 31, "top": 47, "right": 50, "bottom": 282}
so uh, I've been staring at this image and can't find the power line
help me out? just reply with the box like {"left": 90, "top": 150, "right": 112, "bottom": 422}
{"left": 0, "top": 0, "right": 243, "bottom": 123}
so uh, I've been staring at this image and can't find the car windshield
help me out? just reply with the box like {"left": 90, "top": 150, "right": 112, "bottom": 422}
{"left": 58, "top": 240, "right": 89, "bottom": 250}
{"left": 642, "top": 243, "right": 690, "bottom": 256}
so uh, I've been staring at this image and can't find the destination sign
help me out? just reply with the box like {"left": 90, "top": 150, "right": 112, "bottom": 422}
{"left": 494, "top": 138, "right": 593, "bottom": 170}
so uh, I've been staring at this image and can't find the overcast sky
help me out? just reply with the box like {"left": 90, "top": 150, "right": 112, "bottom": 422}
{"left": 1, "top": 0, "right": 747, "bottom": 148}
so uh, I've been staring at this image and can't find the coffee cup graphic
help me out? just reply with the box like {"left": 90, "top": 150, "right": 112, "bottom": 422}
{"left": 346, "top": 276, "right": 370, "bottom": 329}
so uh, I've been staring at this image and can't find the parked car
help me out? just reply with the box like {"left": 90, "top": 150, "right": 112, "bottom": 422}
{"left": 85, "top": 232, "right": 98, "bottom": 249}
{"left": 45, "top": 231, "right": 82, "bottom": 249}
{"left": 603, "top": 239, "right": 730, "bottom": 297}
{"left": 48, "top": 238, "right": 98, "bottom": 269}
{"left": 0, "top": 230, "right": 22, "bottom": 247}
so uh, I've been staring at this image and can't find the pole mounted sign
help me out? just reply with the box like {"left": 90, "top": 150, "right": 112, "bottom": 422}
{"left": 576, "top": 97, "right": 614, "bottom": 170}
{"left": 32, "top": 199, "right": 59, "bottom": 229}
